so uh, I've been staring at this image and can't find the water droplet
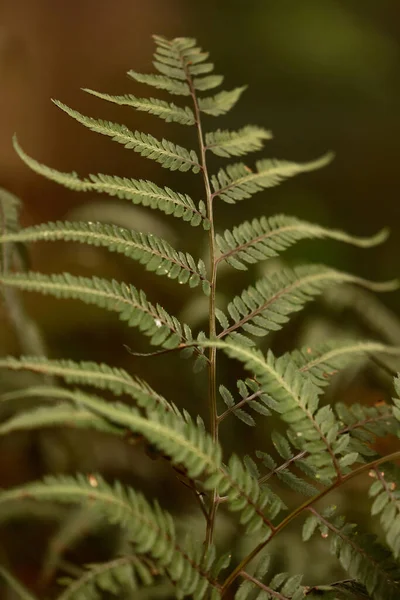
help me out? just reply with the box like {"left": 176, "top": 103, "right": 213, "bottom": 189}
{"left": 321, "top": 532, "right": 328, "bottom": 539}
{"left": 154, "top": 319, "right": 162, "bottom": 328}
{"left": 88, "top": 474, "right": 98, "bottom": 487}
{"left": 368, "top": 470, "right": 376, "bottom": 478}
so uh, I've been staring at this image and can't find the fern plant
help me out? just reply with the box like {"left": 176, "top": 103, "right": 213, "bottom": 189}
{"left": 1, "top": 35, "right": 400, "bottom": 600}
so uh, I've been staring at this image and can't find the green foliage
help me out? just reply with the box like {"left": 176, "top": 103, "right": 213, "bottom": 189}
{"left": 1, "top": 33, "right": 399, "bottom": 600}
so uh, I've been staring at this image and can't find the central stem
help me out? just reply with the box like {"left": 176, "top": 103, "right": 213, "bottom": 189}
{"left": 185, "top": 69, "right": 219, "bottom": 549}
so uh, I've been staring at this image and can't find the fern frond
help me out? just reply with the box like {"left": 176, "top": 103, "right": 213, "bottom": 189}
{"left": 0, "top": 271, "right": 193, "bottom": 348}
{"left": 216, "top": 214, "right": 388, "bottom": 271}
{"left": 218, "top": 266, "right": 397, "bottom": 340}
{"left": 0, "top": 356, "right": 169, "bottom": 407}
{"left": 334, "top": 401, "right": 397, "bottom": 458}
{"left": 218, "top": 379, "right": 272, "bottom": 426}
{"left": 201, "top": 338, "right": 358, "bottom": 482}
{"left": 0, "top": 565, "right": 39, "bottom": 600}
{"left": 304, "top": 510, "right": 400, "bottom": 600}
{"left": 369, "top": 462, "right": 400, "bottom": 559}
{"left": 13, "top": 137, "right": 208, "bottom": 228}
{"left": 52, "top": 100, "right": 200, "bottom": 173}
{"left": 83, "top": 88, "right": 195, "bottom": 125}
{"left": 211, "top": 153, "right": 334, "bottom": 203}
{"left": 198, "top": 87, "right": 247, "bottom": 117}
{"left": 292, "top": 339, "right": 400, "bottom": 391}
{"left": 323, "top": 284, "right": 400, "bottom": 345}
{"left": 0, "top": 221, "right": 209, "bottom": 290}
{"left": 0, "top": 187, "right": 21, "bottom": 234}
{"left": 205, "top": 126, "right": 272, "bottom": 158}
{"left": 0, "top": 475, "right": 220, "bottom": 599}
{"left": 207, "top": 454, "right": 285, "bottom": 535}
{"left": 235, "top": 556, "right": 305, "bottom": 600}
{"left": 127, "top": 71, "right": 190, "bottom": 95}
{"left": 152, "top": 35, "right": 223, "bottom": 91}
{"left": 57, "top": 555, "right": 155, "bottom": 600}
{"left": 0, "top": 403, "right": 122, "bottom": 437}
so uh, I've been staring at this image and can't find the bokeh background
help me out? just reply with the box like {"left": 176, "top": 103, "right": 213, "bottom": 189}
{"left": 1, "top": 0, "right": 400, "bottom": 597}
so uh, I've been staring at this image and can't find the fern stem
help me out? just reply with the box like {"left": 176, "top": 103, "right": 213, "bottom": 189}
{"left": 183, "top": 59, "right": 219, "bottom": 551}
{"left": 220, "top": 450, "right": 400, "bottom": 596}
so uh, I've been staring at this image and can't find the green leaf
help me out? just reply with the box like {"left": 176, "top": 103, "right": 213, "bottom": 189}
{"left": 0, "top": 356, "right": 168, "bottom": 404}
{"left": 0, "top": 403, "right": 122, "bottom": 436}
{"left": 127, "top": 71, "right": 190, "bottom": 95}
{"left": 0, "top": 221, "right": 209, "bottom": 290}
{"left": 206, "top": 126, "right": 272, "bottom": 157}
{"left": 212, "top": 153, "right": 334, "bottom": 203}
{"left": 83, "top": 88, "right": 195, "bottom": 125}
{"left": 198, "top": 86, "right": 247, "bottom": 116}
{"left": 13, "top": 137, "right": 209, "bottom": 228}
{"left": 57, "top": 556, "right": 154, "bottom": 600}
{"left": 220, "top": 265, "right": 397, "bottom": 340}
{"left": 0, "top": 271, "right": 190, "bottom": 349}
{"left": 52, "top": 100, "right": 200, "bottom": 173}
{"left": 216, "top": 214, "right": 388, "bottom": 270}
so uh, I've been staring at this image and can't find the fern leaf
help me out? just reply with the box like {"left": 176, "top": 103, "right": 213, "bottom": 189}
{"left": 0, "top": 565, "right": 39, "bottom": 600}
{"left": 219, "top": 265, "right": 397, "bottom": 340}
{"left": 0, "top": 475, "right": 219, "bottom": 599}
{"left": 0, "top": 356, "right": 168, "bottom": 407}
{"left": 323, "top": 284, "right": 400, "bottom": 345}
{"left": 0, "top": 187, "right": 21, "bottom": 234}
{"left": 291, "top": 339, "right": 400, "bottom": 391}
{"left": 206, "top": 126, "right": 272, "bottom": 158}
{"left": 369, "top": 464, "right": 400, "bottom": 559}
{"left": 207, "top": 454, "right": 285, "bottom": 535}
{"left": 13, "top": 137, "right": 208, "bottom": 228}
{"left": 200, "top": 338, "right": 352, "bottom": 482}
{"left": 128, "top": 70, "right": 190, "bottom": 95}
{"left": 0, "top": 403, "right": 122, "bottom": 437}
{"left": 216, "top": 214, "right": 388, "bottom": 270}
{"left": 211, "top": 153, "right": 334, "bottom": 203}
{"left": 0, "top": 271, "right": 191, "bottom": 349}
{"left": 52, "top": 100, "right": 200, "bottom": 173}
{"left": 305, "top": 510, "right": 400, "bottom": 600}
{"left": 83, "top": 88, "right": 195, "bottom": 125}
{"left": 0, "top": 221, "right": 209, "bottom": 290}
{"left": 198, "top": 87, "right": 246, "bottom": 117}
{"left": 57, "top": 555, "right": 154, "bottom": 600}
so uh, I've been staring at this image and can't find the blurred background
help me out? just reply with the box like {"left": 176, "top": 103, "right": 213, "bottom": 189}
{"left": 1, "top": 0, "right": 400, "bottom": 597}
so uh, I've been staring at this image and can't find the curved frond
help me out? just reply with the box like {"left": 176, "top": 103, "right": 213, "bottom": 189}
{"left": 291, "top": 339, "right": 400, "bottom": 391}
{"left": 83, "top": 88, "right": 195, "bottom": 125}
{"left": 0, "top": 356, "right": 168, "bottom": 405}
{"left": 235, "top": 556, "right": 305, "bottom": 600}
{"left": 0, "top": 221, "right": 209, "bottom": 290}
{"left": 0, "top": 271, "right": 193, "bottom": 349}
{"left": 216, "top": 214, "right": 388, "bottom": 271}
{"left": 0, "top": 475, "right": 220, "bottom": 599}
{"left": 218, "top": 265, "right": 397, "bottom": 340}
{"left": 52, "top": 100, "right": 200, "bottom": 173}
{"left": 57, "top": 555, "right": 155, "bottom": 600}
{"left": 13, "top": 138, "right": 208, "bottom": 228}
{"left": 206, "top": 126, "right": 272, "bottom": 158}
{"left": 323, "top": 284, "right": 400, "bottom": 345}
{"left": 198, "top": 87, "right": 247, "bottom": 117}
{"left": 0, "top": 403, "right": 122, "bottom": 437}
{"left": 211, "top": 153, "right": 334, "bottom": 204}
